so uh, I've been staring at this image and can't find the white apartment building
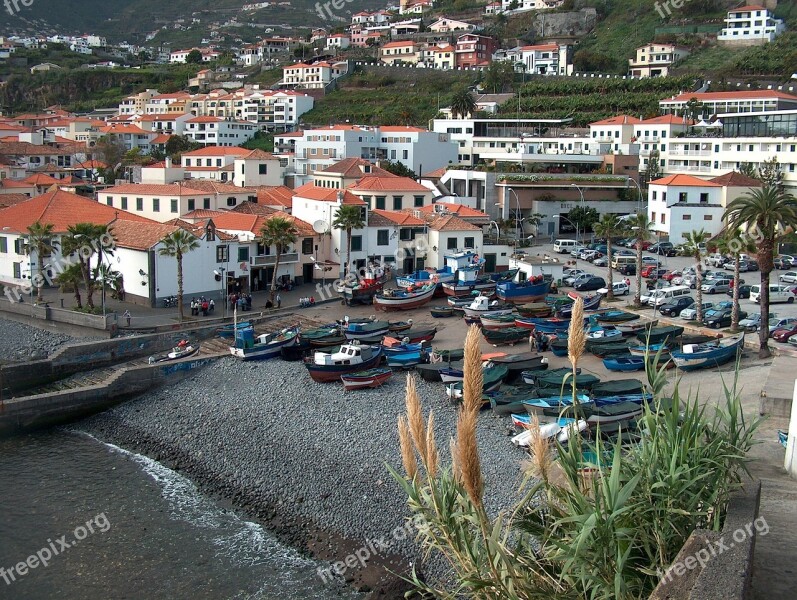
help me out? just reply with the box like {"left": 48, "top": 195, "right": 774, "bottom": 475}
{"left": 717, "top": 5, "right": 786, "bottom": 45}
{"left": 117, "top": 89, "right": 160, "bottom": 115}
{"left": 628, "top": 43, "right": 690, "bottom": 78}
{"left": 428, "top": 17, "right": 475, "bottom": 33}
{"left": 280, "top": 61, "right": 348, "bottom": 89}
{"left": 170, "top": 48, "right": 221, "bottom": 63}
{"left": 380, "top": 41, "right": 419, "bottom": 65}
{"left": 633, "top": 114, "right": 692, "bottom": 167}
{"left": 659, "top": 90, "right": 797, "bottom": 116}
{"left": 519, "top": 43, "right": 572, "bottom": 76}
{"left": 647, "top": 174, "right": 723, "bottom": 243}
{"left": 278, "top": 125, "right": 458, "bottom": 185}
{"left": 183, "top": 116, "right": 257, "bottom": 146}
{"left": 501, "top": 0, "right": 562, "bottom": 12}
{"left": 590, "top": 115, "right": 642, "bottom": 146}
{"left": 326, "top": 34, "right": 351, "bottom": 50}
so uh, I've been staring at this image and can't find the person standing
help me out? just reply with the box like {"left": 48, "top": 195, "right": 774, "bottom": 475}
{"left": 123, "top": 310, "right": 131, "bottom": 327}
{"left": 276, "top": 293, "right": 282, "bottom": 309}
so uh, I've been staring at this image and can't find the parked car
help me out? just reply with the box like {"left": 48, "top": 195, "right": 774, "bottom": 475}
{"left": 726, "top": 284, "right": 752, "bottom": 299}
{"left": 662, "top": 270, "right": 681, "bottom": 282}
{"left": 593, "top": 256, "right": 609, "bottom": 267}
{"left": 574, "top": 276, "right": 607, "bottom": 292}
{"left": 771, "top": 324, "right": 797, "bottom": 342}
{"left": 580, "top": 249, "right": 602, "bottom": 262}
{"left": 644, "top": 268, "right": 669, "bottom": 281}
{"left": 739, "top": 313, "right": 766, "bottom": 332}
{"left": 701, "top": 278, "right": 732, "bottom": 294}
{"left": 630, "top": 240, "right": 652, "bottom": 250}
{"left": 597, "top": 281, "right": 630, "bottom": 296}
{"left": 706, "top": 253, "right": 728, "bottom": 268}
{"left": 745, "top": 259, "right": 759, "bottom": 272}
{"left": 768, "top": 317, "right": 797, "bottom": 334}
{"left": 704, "top": 307, "right": 748, "bottom": 329}
{"left": 658, "top": 296, "right": 695, "bottom": 317}
{"left": 563, "top": 270, "right": 588, "bottom": 285}
{"left": 779, "top": 271, "right": 797, "bottom": 284}
{"left": 570, "top": 245, "right": 588, "bottom": 258}
{"left": 616, "top": 263, "right": 635, "bottom": 275}
{"left": 617, "top": 237, "right": 634, "bottom": 247}
{"left": 641, "top": 256, "right": 661, "bottom": 267}
{"left": 702, "top": 270, "right": 726, "bottom": 281}
{"left": 774, "top": 255, "right": 794, "bottom": 270}
{"left": 750, "top": 284, "right": 796, "bottom": 304}
{"left": 650, "top": 242, "right": 676, "bottom": 256}
{"left": 680, "top": 301, "right": 715, "bottom": 320}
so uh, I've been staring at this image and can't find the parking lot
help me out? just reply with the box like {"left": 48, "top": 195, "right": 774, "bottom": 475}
{"left": 543, "top": 240, "right": 797, "bottom": 330}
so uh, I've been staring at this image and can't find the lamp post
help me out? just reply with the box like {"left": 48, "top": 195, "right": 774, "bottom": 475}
{"left": 218, "top": 266, "right": 227, "bottom": 318}
{"left": 507, "top": 187, "right": 521, "bottom": 242}
{"left": 627, "top": 177, "right": 644, "bottom": 214}
{"left": 553, "top": 214, "right": 578, "bottom": 243}
{"left": 570, "top": 184, "right": 585, "bottom": 243}
{"left": 488, "top": 220, "right": 501, "bottom": 242}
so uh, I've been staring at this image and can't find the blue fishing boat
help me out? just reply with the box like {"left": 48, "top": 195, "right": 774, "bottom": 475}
{"left": 342, "top": 319, "right": 391, "bottom": 340}
{"left": 527, "top": 317, "right": 571, "bottom": 334}
{"left": 670, "top": 332, "right": 744, "bottom": 371}
{"left": 602, "top": 356, "right": 646, "bottom": 372}
{"left": 229, "top": 326, "right": 299, "bottom": 361}
{"left": 496, "top": 277, "right": 552, "bottom": 304}
{"left": 217, "top": 321, "right": 252, "bottom": 339}
{"left": 397, "top": 251, "right": 480, "bottom": 292}
{"left": 558, "top": 292, "right": 601, "bottom": 317}
{"left": 386, "top": 350, "right": 427, "bottom": 368}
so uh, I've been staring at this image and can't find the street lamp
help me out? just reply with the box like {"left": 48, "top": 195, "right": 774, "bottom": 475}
{"left": 627, "top": 177, "right": 644, "bottom": 214}
{"left": 507, "top": 187, "right": 521, "bottom": 242}
{"left": 488, "top": 220, "right": 501, "bottom": 241}
{"left": 553, "top": 214, "right": 579, "bottom": 243}
{"left": 215, "top": 267, "right": 227, "bottom": 318}
{"left": 570, "top": 184, "right": 585, "bottom": 243}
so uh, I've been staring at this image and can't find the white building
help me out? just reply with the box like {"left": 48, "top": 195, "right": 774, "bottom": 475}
{"left": 519, "top": 43, "right": 572, "bottom": 76}
{"left": 183, "top": 116, "right": 257, "bottom": 146}
{"left": 280, "top": 61, "right": 348, "bottom": 89}
{"left": 659, "top": 90, "right": 797, "bottom": 117}
{"left": 326, "top": 34, "right": 351, "bottom": 50}
{"left": 628, "top": 43, "right": 690, "bottom": 78}
{"left": 428, "top": 17, "right": 475, "bottom": 33}
{"left": 501, "top": 0, "right": 562, "bottom": 13}
{"left": 647, "top": 174, "right": 723, "bottom": 243}
{"left": 717, "top": 4, "right": 785, "bottom": 46}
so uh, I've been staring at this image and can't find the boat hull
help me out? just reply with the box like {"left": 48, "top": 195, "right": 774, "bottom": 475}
{"left": 304, "top": 350, "right": 384, "bottom": 382}
{"left": 230, "top": 330, "right": 298, "bottom": 361}
{"left": 671, "top": 334, "right": 744, "bottom": 371}
{"left": 373, "top": 286, "right": 436, "bottom": 311}
{"left": 341, "top": 368, "right": 393, "bottom": 390}
{"left": 496, "top": 280, "right": 552, "bottom": 304}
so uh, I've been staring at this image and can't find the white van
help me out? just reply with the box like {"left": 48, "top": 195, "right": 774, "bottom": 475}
{"left": 750, "top": 284, "right": 795, "bottom": 304}
{"left": 643, "top": 285, "right": 691, "bottom": 307}
{"left": 554, "top": 239, "right": 577, "bottom": 254}
{"left": 611, "top": 255, "right": 636, "bottom": 270}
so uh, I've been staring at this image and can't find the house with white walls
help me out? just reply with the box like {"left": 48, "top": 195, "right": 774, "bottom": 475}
{"left": 647, "top": 174, "right": 724, "bottom": 243}
{"left": 424, "top": 214, "right": 483, "bottom": 271}
{"left": 347, "top": 175, "right": 434, "bottom": 211}
{"left": 519, "top": 43, "right": 572, "bottom": 76}
{"left": 717, "top": 4, "right": 785, "bottom": 46}
{"left": 628, "top": 43, "right": 690, "bottom": 78}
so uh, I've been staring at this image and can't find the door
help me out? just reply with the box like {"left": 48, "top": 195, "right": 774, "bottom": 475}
{"left": 403, "top": 255, "right": 414, "bottom": 274}
{"left": 302, "top": 262, "right": 313, "bottom": 284}
{"left": 484, "top": 253, "right": 497, "bottom": 273}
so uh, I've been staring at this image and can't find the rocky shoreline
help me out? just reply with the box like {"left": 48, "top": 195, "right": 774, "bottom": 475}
{"left": 78, "top": 358, "right": 527, "bottom": 598}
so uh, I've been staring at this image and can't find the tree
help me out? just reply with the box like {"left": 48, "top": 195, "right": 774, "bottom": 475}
{"left": 646, "top": 150, "right": 662, "bottom": 183}
{"left": 593, "top": 214, "right": 626, "bottom": 300}
{"left": 55, "top": 263, "right": 84, "bottom": 309}
{"left": 62, "top": 223, "right": 103, "bottom": 309}
{"left": 724, "top": 187, "right": 797, "bottom": 358}
{"left": 482, "top": 61, "right": 514, "bottom": 93}
{"left": 449, "top": 88, "right": 476, "bottom": 119}
{"left": 682, "top": 229, "right": 710, "bottom": 323}
{"left": 717, "top": 229, "right": 755, "bottom": 331}
{"left": 333, "top": 204, "right": 366, "bottom": 277}
{"left": 739, "top": 162, "right": 757, "bottom": 179}
{"left": 627, "top": 212, "right": 653, "bottom": 308}
{"left": 25, "top": 221, "right": 58, "bottom": 303}
{"left": 758, "top": 157, "right": 784, "bottom": 190}
{"left": 164, "top": 135, "right": 202, "bottom": 159}
{"left": 186, "top": 49, "right": 203, "bottom": 64}
{"left": 93, "top": 137, "right": 126, "bottom": 182}
{"left": 684, "top": 97, "right": 704, "bottom": 121}
{"left": 379, "top": 159, "right": 417, "bottom": 179}
{"left": 567, "top": 206, "right": 599, "bottom": 242}
{"left": 259, "top": 216, "right": 299, "bottom": 303}
{"left": 159, "top": 229, "right": 200, "bottom": 322}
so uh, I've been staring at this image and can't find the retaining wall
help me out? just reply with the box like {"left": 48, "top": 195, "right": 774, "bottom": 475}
{"left": 0, "top": 300, "right": 116, "bottom": 333}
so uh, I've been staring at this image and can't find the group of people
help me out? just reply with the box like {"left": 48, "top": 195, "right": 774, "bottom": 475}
{"left": 529, "top": 330, "right": 550, "bottom": 353}
{"left": 190, "top": 297, "right": 214, "bottom": 316}
{"left": 228, "top": 292, "right": 253, "bottom": 312}
{"left": 299, "top": 296, "right": 315, "bottom": 308}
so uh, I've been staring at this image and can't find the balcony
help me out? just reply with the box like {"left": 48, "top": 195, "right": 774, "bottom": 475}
{"left": 668, "top": 149, "right": 711, "bottom": 156}
{"left": 252, "top": 252, "right": 299, "bottom": 266}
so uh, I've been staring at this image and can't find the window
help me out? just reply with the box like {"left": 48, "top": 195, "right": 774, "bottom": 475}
{"left": 377, "top": 230, "right": 389, "bottom": 246}
{"left": 0, "top": 237, "right": 6, "bottom": 253}
{"left": 136, "top": 197, "right": 143, "bottom": 211}
{"left": 188, "top": 199, "right": 195, "bottom": 211}
{"left": 652, "top": 191, "right": 657, "bottom": 200}
{"left": 226, "top": 197, "right": 237, "bottom": 207}
{"left": 216, "top": 245, "right": 228, "bottom": 262}
{"left": 259, "top": 164, "right": 267, "bottom": 175}
{"left": 375, "top": 196, "right": 386, "bottom": 210}
{"left": 678, "top": 192, "right": 687, "bottom": 203}
{"left": 699, "top": 193, "right": 709, "bottom": 203}
{"left": 392, "top": 196, "right": 402, "bottom": 210}
{"left": 238, "top": 247, "right": 249, "bottom": 262}
{"left": 402, "top": 150, "right": 408, "bottom": 160}
{"left": 652, "top": 211, "right": 656, "bottom": 222}
{"left": 106, "top": 196, "right": 113, "bottom": 206}
{"left": 121, "top": 197, "right": 128, "bottom": 210}
{"left": 302, "top": 237, "right": 313, "bottom": 255}
{"left": 660, "top": 213, "right": 666, "bottom": 224}
{"left": 704, "top": 215, "right": 713, "bottom": 221}
{"left": 414, "top": 195, "right": 424, "bottom": 207}
{"left": 464, "top": 236, "right": 475, "bottom": 249}
{"left": 447, "top": 237, "right": 457, "bottom": 250}
{"left": 14, "top": 238, "right": 25, "bottom": 254}
{"left": 204, "top": 198, "right": 211, "bottom": 209}
{"left": 351, "top": 235, "right": 363, "bottom": 252}
{"left": 171, "top": 199, "right": 178, "bottom": 213}
{"left": 683, "top": 214, "right": 691, "bottom": 220}
{"left": 153, "top": 198, "right": 160, "bottom": 212}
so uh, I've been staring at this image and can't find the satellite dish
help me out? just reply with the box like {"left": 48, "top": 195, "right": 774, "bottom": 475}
{"left": 312, "top": 219, "right": 329, "bottom": 234}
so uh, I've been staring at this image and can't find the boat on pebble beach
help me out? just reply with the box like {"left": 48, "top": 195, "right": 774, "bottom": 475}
{"left": 480, "top": 314, "right": 520, "bottom": 330}
{"left": 373, "top": 284, "right": 437, "bottom": 311}
{"left": 340, "top": 367, "right": 393, "bottom": 391}
{"left": 342, "top": 320, "right": 391, "bottom": 340}
{"left": 461, "top": 294, "right": 514, "bottom": 318}
{"left": 430, "top": 306, "right": 455, "bottom": 318}
{"left": 482, "top": 327, "right": 530, "bottom": 346}
{"left": 304, "top": 342, "right": 384, "bottom": 383}
{"left": 602, "top": 356, "right": 646, "bottom": 372}
{"left": 229, "top": 326, "right": 299, "bottom": 361}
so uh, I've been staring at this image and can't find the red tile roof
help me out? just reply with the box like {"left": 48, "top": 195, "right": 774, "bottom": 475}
{"left": 293, "top": 183, "right": 365, "bottom": 204}
{"left": 110, "top": 219, "right": 183, "bottom": 250}
{"left": 348, "top": 175, "right": 429, "bottom": 192}
{"left": 639, "top": 115, "right": 692, "bottom": 125}
{"left": 0, "top": 193, "right": 32, "bottom": 208}
{"left": 181, "top": 146, "right": 252, "bottom": 157}
{"left": 317, "top": 157, "right": 395, "bottom": 178}
{"left": 379, "top": 126, "right": 428, "bottom": 133}
{"left": 709, "top": 171, "right": 763, "bottom": 187}
{"left": 733, "top": 5, "right": 766, "bottom": 11}
{"left": 662, "top": 90, "right": 797, "bottom": 103}
{"left": 243, "top": 149, "right": 277, "bottom": 160}
{"left": 255, "top": 186, "right": 294, "bottom": 209}
{"left": 416, "top": 203, "right": 488, "bottom": 218}
{"left": 0, "top": 179, "right": 36, "bottom": 189}
{"left": 428, "top": 214, "right": 480, "bottom": 231}
{"left": 23, "top": 173, "right": 60, "bottom": 186}
{"left": 520, "top": 43, "right": 559, "bottom": 52}
{"left": 0, "top": 141, "right": 67, "bottom": 156}
{"left": 423, "top": 167, "right": 447, "bottom": 178}
{"left": 151, "top": 134, "right": 174, "bottom": 145}
{"left": 590, "top": 115, "right": 643, "bottom": 126}
{"left": 650, "top": 174, "right": 721, "bottom": 187}
{"left": 370, "top": 209, "right": 425, "bottom": 226}
{"left": 103, "top": 183, "right": 209, "bottom": 196}
{"left": 0, "top": 189, "right": 153, "bottom": 234}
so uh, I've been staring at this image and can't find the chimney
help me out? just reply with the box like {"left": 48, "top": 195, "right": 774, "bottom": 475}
{"left": 165, "top": 157, "right": 172, "bottom": 169}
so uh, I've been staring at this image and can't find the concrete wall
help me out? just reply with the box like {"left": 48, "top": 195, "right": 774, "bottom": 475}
{"left": 0, "top": 299, "right": 116, "bottom": 332}
{"left": 0, "top": 355, "right": 216, "bottom": 435}
{"left": 785, "top": 380, "right": 797, "bottom": 479}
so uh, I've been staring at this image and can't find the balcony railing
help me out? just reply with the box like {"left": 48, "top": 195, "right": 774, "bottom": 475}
{"left": 252, "top": 252, "right": 299, "bottom": 266}
{"left": 668, "top": 149, "right": 711, "bottom": 156}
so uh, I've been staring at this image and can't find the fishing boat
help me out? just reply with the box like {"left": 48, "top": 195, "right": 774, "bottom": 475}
{"left": 281, "top": 338, "right": 312, "bottom": 361}
{"left": 511, "top": 418, "right": 588, "bottom": 447}
{"left": 397, "top": 252, "right": 481, "bottom": 293}
{"left": 388, "top": 321, "right": 413, "bottom": 333}
{"left": 217, "top": 321, "right": 252, "bottom": 339}
{"left": 534, "top": 371, "right": 601, "bottom": 390}
{"left": 416, "top": 360, "right": 463, "bottom": 382}
{"left": 586, "top": 328, "right": 622, "bottom": 341}
{"left": 558, "top": 292, "right": 601, "bottom": 317}
{"left": 373, "top": 284, "right": 436, "bottom": 311}
{"left": 590, "top": 342, "right": 634, "bottom": 358}
{"left": 670, "top": 332, "right": 744, "bottom": 371}
{"left": 440, "top": 366, "right": 465, "bottom": 383}
{"left": 230, "top": 326, "right": 299, "bottom": 361}
{"left": 526, "top": 317, "right": 572, "bottom": 334}
{"left": 430, "top": 306, "right": 455, "bottom": 318}
{"left": 430, "top": 348, "right": 464, "bottom": 362}
{"left": 550, "top": 338, "right": 569, "bottom": 357}
{"left": 602, "top": 356, "right": 646, "bottom": 372}
{"left": 592, "top": 379, "right": 644, "bottom": 397}
{"left": 304, "top": 342, "right": 384, "bottom": 383}
{"left": 447, "top": 296, "right": 477, "bottom": 309}
{"left": 495, "top": 276, "right": 552, "bottom": 304}
{"left": 480, "top": 314, "right": 519, "bottom": 330}
{"left": 339, "top": 271, "right": 387, "bottom": 306}
{"left": 461, "top": 294, "right": 514, "bottom": 318}
{"left": 595, "top": 311, "right": 640, "bottom": 324}
{"left": 446, "top": 364, "right": 510, "bottom": 400}
{"left": 342, "top": 320, "right": 391, "bottom": 340}
{"left": 637, "top": 325, "right": 684, "bottom": 345}
{"left": 583, "top": 401, "right": 644, "bottom": 425}
{"left": 482, "top": 327, "right": 529, "bottom": 346}
{"left": 149, "top": 340, "right": 200, "bottom": 363}
{"left": 386, "top": 350, "right": 427, "bottom": 368}
{"left": 516, "top": 302, "right": 554, "bottom": 318}
{"left": 489, "top": 353, "right": 548, "bottom": 370}
{"left": 340, "top": 367, "right": 394, "bottom": 391}
{"left": 441, "top": 265, "right": 517, "bottom": 298}
{"left": 615, "top": 319, "right": 658, "bottom": 335}
{"left": 395, "top": 328, "right": 438, "bottom": 344}
{"left": 628, "top": 343, "right": 669, "bottom": 357}
{"left": 513, "top": 316, "right": 538, "bottom": 330}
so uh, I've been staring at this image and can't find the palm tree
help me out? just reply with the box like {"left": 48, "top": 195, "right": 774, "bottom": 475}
{"left": 55, "top": 263, "right": 83, "bottom": 309}
{"left": 159, "top": 229, "right": 200, "bottom": 322}
{"left": 716, "top": 229, "right": 755, "bottom": 331}
{"left": 333, "top": 204, "right": 366, "bottom": 277}
{"left": 627, "top": 212, "right": 653, "bottom": 308}
{"left": 25, "top": 221, "right": 58, "bottom": 303}
{"left": 449, "top": 88, "right": 476, "bottom": 119}
{"left": 259, "top": 216, "right": 299, "bottom": 303}
{"left": 592, "top": 214, "right": 626, "bottom": 300}
{"left": 682, "top": 229, "right": 710, "bottom": 323}
{"left": 724, "top": 186, "right": 797, "bottom": 357}
{"left": 62, "top": 223, "right": 102, "bottom": 309}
